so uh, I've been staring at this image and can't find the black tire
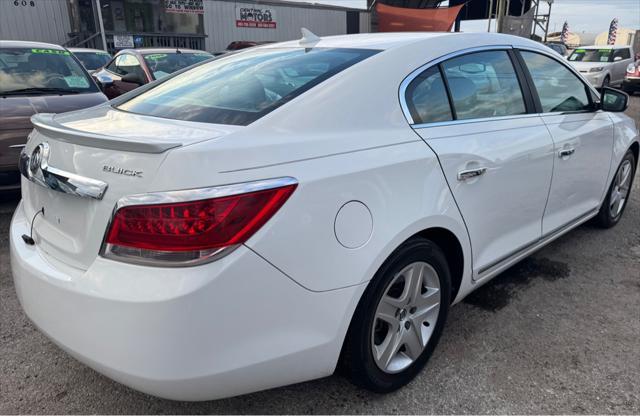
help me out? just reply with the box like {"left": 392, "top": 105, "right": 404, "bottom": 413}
{"left": 339, "top": 237, "right": 451, "bottom": 393}
{"left": 595, "top": 150, "right": 636, "bottom": 228}
{"left": 602, "top": 76, "right": 610, "bottom": 88}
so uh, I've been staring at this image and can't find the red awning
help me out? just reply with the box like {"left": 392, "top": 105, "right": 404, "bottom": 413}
{"left": 377, "top": 2, "right": 464, "bottom": 32}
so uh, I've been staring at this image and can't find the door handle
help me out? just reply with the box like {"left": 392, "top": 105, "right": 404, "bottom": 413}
{"left": 457, "top": 167, "right": 487, "bottom": 181}
{"left": 558, "top": 148, "right": 575, "bottom": 158}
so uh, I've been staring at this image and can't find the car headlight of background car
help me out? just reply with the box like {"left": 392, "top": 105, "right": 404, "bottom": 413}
{"left": 589, "top": 67, "right": 605, "bottom": 73}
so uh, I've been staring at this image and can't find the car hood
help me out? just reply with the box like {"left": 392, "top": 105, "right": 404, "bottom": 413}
{"left": 569, "top": 61, "right": 611, "bottom": 71}
{"left": 0, "top": 92, "right": 107, "bottom": 131}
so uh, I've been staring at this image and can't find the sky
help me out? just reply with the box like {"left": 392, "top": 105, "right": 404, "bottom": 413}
{"left": 286, "top": 0, "right": 640, "bottom": 35}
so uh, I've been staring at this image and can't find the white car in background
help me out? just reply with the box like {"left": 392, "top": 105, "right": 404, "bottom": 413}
{"left": 10, "top": 32, "right": 639, "bottom": 401}
{"left": 568, "top": 45, "right": 634, "bottom": 88}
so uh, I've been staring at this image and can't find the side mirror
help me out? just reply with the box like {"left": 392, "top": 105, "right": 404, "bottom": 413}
{"left": 121, "top": 72, "right": 144, "bottom": 85}
{"left": 600, "top": 87, "right": 629, "bottom": 112}
{"left": 614, "top": 56, "right": 623, "bottom": 62}
{"left": 94, "top": 73, "right": 113, "bottom": 91}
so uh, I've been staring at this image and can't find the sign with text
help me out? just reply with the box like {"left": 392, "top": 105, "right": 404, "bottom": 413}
{"left": 165, "top": 0, "right": 204, "bottom": 14}
{"left": 113, "top": 35, "right": 134, "bottom": 48}
{"left": 235, "top": 5, "right": 277, "bottom": 29}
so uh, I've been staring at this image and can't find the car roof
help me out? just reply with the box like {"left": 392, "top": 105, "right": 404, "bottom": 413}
{"left": 116, "top": 48, "right": 210, "bottom": 55}
{"left": 0, "top": 40, "right": 65, "bottom": 49}
{"left": 68, "top": 47, "right": 110, "bottom": 54}
{"left": 259, "top": 32, "right": 542, "bottom": 52}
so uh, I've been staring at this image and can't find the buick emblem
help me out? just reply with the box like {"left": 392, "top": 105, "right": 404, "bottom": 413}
{"left": 29, "top": 142, "right": 49, "bottom": 177}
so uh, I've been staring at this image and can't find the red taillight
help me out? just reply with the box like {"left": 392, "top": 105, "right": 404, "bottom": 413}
{"left": 102, "top": 181, "right": 296, "bottom": 265}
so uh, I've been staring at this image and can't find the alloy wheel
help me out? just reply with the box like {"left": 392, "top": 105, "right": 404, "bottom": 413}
{"left": 371, "top": 261, "right": 441, "bottom": 374}
{"left": 609, "top": 159, "right": 633, "bottom": 219}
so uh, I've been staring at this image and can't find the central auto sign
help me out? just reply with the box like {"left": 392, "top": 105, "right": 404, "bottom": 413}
{"left": 235, "top": 5, "right": 277, "bottom": 29}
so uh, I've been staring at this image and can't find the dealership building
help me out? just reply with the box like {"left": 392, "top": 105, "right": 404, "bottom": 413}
{"left": 0, "top": 0, "right": 371, "bottom": 53}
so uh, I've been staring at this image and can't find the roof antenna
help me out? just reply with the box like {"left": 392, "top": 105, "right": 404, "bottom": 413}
{"left": 299, "top": 28, "right": 321, "bottom": 47}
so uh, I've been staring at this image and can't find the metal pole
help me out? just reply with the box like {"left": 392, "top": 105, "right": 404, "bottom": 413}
{"left": 487, "top": 0, "right": 494, "bottom": 32}
{"left": 95, "top": 0, "right": 108, "bottom": 52}
{"left": 531, "top": 0, "right": 538, "bottom": 39}
{"left": 496, "top": 0, "right": 504, "bottom": 33}
{"left": 544, "top": 1, "right": 552, "bottom": 42}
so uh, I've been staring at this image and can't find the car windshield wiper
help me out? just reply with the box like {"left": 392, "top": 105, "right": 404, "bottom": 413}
{"left": 1, "top": 87, "right": 82, "bottom": 96}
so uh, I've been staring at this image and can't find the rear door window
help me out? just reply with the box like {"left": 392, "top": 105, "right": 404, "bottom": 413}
{"left": 440, "top": 50, "right": 527, "bottom": 120}
{"left": 116, "top": 47, "right": 378, "bottom": 126}
{"left": 405, "top": 66, "right": 453, "bottom": 124}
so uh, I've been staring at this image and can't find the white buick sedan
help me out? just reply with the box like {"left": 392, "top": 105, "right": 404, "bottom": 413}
{"left": 10, "top": 32, "right": 638, "bottom": 401}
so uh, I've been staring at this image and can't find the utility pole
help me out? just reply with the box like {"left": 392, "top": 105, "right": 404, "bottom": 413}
{"left": 544, "top": 0, "right": 553, "bottom": 41}
{"left": 95, "top": 0, "right": 108, "bottom": 52}
{"left": 487, "top": 0, "right": 494, "bottom": 32}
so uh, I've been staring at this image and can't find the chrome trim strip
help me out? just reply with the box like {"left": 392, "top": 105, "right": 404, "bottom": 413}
{"left": 9, "top": 144, "right": 26, "bottom": 149}
{"left": 19, "top": 147, "right": 108, "bottom": 200}
{"left": 31, "top": 113, "right": 181, "bottom": 154}
{"left": 412, "top": 113, "right": 541, "bottom": 129}
{"left": 115, "top": 176, "right": 298, "bottom": 209}
{"left": 476, "top": 209, "right": 598, "bottom": 280}
{"left": 100, "top": 244, "right": 240, "bottom": 268}
{"left": 401, "top": 44, "right": 604, "bottom": 128}
{"left": 399, "top": 44, "right": 514, "bottom": 125}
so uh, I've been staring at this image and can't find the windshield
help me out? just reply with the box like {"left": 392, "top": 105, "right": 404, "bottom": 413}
{"left": 0, "top": 47, "right": 98, "bottom": 95}
{"left": 142, "top": 52, "right": 214, "bottom": 80}
{"left": 118, "top": 47, "right": 378, "bottom": 126}
{"left": 568, "top": 49, "right": 613, "bottom": 63}
{"left": 73, "top": 51, "right": 111, "bottom": 71}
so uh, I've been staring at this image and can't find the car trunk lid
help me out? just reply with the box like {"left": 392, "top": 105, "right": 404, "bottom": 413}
{"left": 20, "top": 108, "right": 240, "bottom": 270}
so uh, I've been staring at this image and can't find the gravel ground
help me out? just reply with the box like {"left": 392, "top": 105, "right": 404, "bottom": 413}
{"left": 1, "top": 97, "right": 639, "bottom": 414}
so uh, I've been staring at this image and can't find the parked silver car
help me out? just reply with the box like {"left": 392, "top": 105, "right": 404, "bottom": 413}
{"left": 568, "top": 45, "right": 634, "bottom": 88}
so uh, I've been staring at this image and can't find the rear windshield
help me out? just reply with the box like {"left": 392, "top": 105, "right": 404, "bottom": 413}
{"left": 568, "top": 49, "right": 612, "bottom": 63}
{"left": 0, "top": 48, "right": 98, "bottom": 95}
{"left": 73, "top": 51, "right": 111, "bottom": 71}
{"left": 143, "top": 52, "right": 214, "bottom": 80}
{"left": 117, "top": 47, "right": 378, "bottom": 125}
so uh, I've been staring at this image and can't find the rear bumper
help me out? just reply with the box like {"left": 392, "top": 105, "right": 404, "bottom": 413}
{"left": 10, "top": 201, "right": 364, "bottom": 400}
{"left": 622, "top": 77, "right": 640, "bottom": 91}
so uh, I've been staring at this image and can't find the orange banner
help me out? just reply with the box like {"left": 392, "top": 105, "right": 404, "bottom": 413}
{"left": 377, "top": 2, "right": 464, "bottom": 32}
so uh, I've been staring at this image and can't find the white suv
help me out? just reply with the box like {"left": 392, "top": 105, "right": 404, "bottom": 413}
{"left": 568, "top": 45, "right": 635, "bottom": 88}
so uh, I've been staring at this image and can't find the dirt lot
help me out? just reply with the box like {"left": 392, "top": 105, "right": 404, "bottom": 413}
{"left": 1, "top": 96, "right": 639, "bottom": 414}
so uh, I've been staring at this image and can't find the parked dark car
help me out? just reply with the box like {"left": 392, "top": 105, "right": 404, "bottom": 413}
{"left": 92, "top": 48, "right": 213, "bottom": 99}
{"left": 68, "top": 47, "right": 112, "bottom": 74}
{"left": 226, "top": 40, "right": 274, "bottom": 51}
{"left": 544, "top": 42, "right": 569, "bottom": 57}
{"left": 0, "top": 41, "right": 107, "bottom": 191}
